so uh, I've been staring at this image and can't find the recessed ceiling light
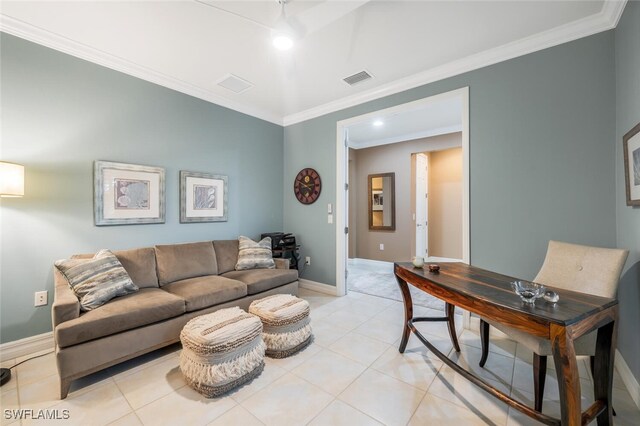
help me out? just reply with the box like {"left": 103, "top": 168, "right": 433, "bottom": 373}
{"left": 373, "top": 120, "right": 384, "bottom": 127}
{"left": 273, "top": 34, "right": 293, "bottom": 50}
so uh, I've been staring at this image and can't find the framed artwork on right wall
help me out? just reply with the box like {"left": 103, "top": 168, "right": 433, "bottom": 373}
{"left": 623, "top": 122, "right": 640, "bottom": 206}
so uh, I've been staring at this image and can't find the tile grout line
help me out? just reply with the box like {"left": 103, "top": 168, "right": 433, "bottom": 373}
{"left": 428, "top": 353, "right": 514, "bottom": 422}
{"left": 126, "top": 378, "right": 190, "bottom": 418}
{"left": 338, "top": 346, "right": 428, "bottom": 425}
{"left": 204, "top": 397, "right": 240, "bottom": 426}
{"left": 506, "top": 342, "right": 520, "bottom": 423}
{"left": 404, "top": 385, "right": 429, "bottom": 425}
{"left": 290, "top": 345, "right": 370, "bottom": 397}
{"left": 237, "top": 367, "right": 334, "bottom": 426}
{"left": 302, "top": 395, "right": 338, "bottom": 425}
{"left": 282, "top": 341, "right": 396, "bottom": 425}
{"left": 111, "top": 376, "right": 139, "bottom": 421}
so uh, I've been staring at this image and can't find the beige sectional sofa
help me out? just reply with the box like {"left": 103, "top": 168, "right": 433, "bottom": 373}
{"left": 52, "top": 239, "right": 298, "bottom": 398}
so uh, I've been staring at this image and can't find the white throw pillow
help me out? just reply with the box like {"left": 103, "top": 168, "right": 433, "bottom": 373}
{"left": 55, "top": 249, "right": 138, "bottom": 311}
{"left": 235, "top": 236, "right": 276, "bottom": 271}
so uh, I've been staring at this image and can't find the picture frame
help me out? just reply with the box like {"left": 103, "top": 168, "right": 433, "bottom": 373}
{"left": 372, "top": 190, "right": 383, "bottom": 211}
{"left": 623, "top": 122, "right": 640, "bottom": 206}
{"left": 180, "top": 171, "right": 228, "bottom": 223}
{"left": 94, "top": 161, "right": 165, "bottom": 226}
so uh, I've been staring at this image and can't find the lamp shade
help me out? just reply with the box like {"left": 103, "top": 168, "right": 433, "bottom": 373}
{"left": 0, "top": 162, "right": 25, "bottom": 197}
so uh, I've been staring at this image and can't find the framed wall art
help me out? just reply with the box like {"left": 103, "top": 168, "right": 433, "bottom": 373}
{"left": 623, "top": 122, "right": 640, "bottom": 206}
{"left": 94, "top": 161, "right": 165, "bottom": 226}
{"left": 180, "top": 171, "right": 228, "bottom": 223}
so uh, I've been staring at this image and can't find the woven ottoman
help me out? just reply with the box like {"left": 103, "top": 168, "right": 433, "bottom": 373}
{"left": 249, "top": 294, "right": 312, "bottom": 358}
{"left": 179, "top": 307, "right": 265, "bottom": 398}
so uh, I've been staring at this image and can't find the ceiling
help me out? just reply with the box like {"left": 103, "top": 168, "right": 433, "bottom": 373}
{"left": 0, "top": 1, "right": 625, "bottom": 125}
{"left": 348, "top": 95, "right": 462, "bottom": 149}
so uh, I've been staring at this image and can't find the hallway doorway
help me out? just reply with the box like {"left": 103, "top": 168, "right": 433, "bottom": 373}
{"left": 335, "top": 87, "right": 470, "bottom": 304}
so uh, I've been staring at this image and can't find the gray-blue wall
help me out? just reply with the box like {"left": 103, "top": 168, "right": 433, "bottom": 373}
{"left": 0, "top": 33, "right": 284, "bottom": 343}
{"left": 284, "top": 28, "right": 637, "bottom": 373}
{"left": 285, "top": 30, "right": 616, "bottom": 286}
{"left": 615, "top": 0, "right": 640, "bottom": 381}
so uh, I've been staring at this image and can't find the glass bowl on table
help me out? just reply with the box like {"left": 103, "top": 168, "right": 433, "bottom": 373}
{"left": 511, "top": 280, "right": 546, "bottom": 304}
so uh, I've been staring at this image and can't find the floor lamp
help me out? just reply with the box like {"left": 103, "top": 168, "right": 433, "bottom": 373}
{"left": 0, "top": 161, "right": 25, "bottom": 386}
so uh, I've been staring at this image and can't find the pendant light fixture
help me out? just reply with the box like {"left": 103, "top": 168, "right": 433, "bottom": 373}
{"left": 272, "top": 0, "right": 296, "bottom": 50}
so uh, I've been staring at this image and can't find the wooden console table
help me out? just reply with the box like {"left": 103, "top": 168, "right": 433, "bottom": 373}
{"left": 394, "top": 262, "right": 618, "bottom": 426}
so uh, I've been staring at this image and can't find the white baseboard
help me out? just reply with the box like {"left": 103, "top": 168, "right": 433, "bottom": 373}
{"left": 299, "top": 279, "right": 338, "bottom": 296}
{"left": 615, "top": 349, "right": 640, "bottom": 409}
{"left": 0, "top": 332, "right": 54, "bottom": 362}
{"left": 348, "top": 258, "right": 393, "bottom": 268}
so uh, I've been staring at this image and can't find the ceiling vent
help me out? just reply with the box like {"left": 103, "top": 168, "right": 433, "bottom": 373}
{"left": 217, "top": 74, "right": 253, "bottom": 94}
{"left": 343, "top": 70, "right": 373, "bottom": 86}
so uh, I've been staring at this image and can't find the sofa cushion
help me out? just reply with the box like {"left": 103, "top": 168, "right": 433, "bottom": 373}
{"left": 55, "top": 249, "right": 139, "bottom": 311}
{"left": 213, "top": 240, "right": 239, "bottom": 274}
{"left": 162, "top": 276, "right": 247, "bottom": 312}
{"left": 222, "top": 269, "right": 298, "bottom": 295}
{"left": 235, "top": 236, "right": 275, "bottom": 271}
{"left": 113, "top": 247, "right": 159, "bottom": 289}
{"left": 155, "top": 241, "right": 218, "bottom": 285}
{"left": 55, "top": 288, "right": 185, "bottom": 348}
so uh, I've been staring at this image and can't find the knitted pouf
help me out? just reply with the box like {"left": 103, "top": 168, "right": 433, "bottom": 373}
{"left": 179, "top": 307, "right": 265, "bottom": 398}
{"left": 249, "top": 294, "right": 312, "bottom": 358}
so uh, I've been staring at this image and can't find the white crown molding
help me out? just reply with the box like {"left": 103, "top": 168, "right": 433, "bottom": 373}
{"left": 349, "top": 124, "right": 462, "bottom": 150}
{"left": 0, "top": 1, "right": 627, "bottom": 128}
{"left": 0, "top": 15, "right": 283, "bottom": 126}
{"left": 601, "top": 0, "right": 628, "bottom": 27}
{"left": 283, "top": 0, "right": 627, "bottom": 126}
{"left": 0, "top": 331, "right": 54, "bottom": 362}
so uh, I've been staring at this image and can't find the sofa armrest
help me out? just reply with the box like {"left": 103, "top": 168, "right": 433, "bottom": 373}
{"left": 274, "top": 258, "right": 290, "bottom": 269}
{"left": 52, "top": 267, "right": 80, "bottom": 328}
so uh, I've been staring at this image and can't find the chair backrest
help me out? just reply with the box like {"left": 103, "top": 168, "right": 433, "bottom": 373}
{"left": 534, "top": 240, "right": 629, "bottom": 298}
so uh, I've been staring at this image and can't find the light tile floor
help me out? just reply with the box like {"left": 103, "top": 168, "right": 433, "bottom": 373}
{"left": 1, "top": 288, "right": 638, "bottom": 425}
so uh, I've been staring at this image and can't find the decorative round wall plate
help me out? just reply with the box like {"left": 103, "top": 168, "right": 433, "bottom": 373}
{"left": 294, "top": 168, "right": 321, "bottom": 205}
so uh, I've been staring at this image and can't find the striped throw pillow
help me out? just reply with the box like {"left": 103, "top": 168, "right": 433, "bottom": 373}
{"left": 55, "top": 249, "right": 139, "bottom": 311}
{"left": 235, "top": 236, "right": 276, "bottom": 271}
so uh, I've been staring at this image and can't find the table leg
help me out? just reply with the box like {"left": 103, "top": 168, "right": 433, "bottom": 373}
{"left": 395, "top": 274, "right": 413, "bottom": 354}
{"left": 550, "top": 323, "right": 581, "bottom": 426}
{"left": 445, "top": 302, "right": 461, "bottom": 352}
{"left": 594, "top": 318, "right": 616, "bottom": 425}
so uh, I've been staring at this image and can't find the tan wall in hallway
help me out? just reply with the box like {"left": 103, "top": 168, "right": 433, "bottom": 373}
{"left": 351, "top": 133, "right": 461, "bottom": 262}
{"left": 428, "top": 147, "right": 463, "bottom": 259}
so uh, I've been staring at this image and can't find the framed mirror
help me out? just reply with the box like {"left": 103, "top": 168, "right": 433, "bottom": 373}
{"left": 368, "top": 172, "right": 396, "bottom": 231}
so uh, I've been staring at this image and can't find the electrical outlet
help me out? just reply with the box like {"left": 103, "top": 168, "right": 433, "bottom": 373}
{"left": 34, "top": 291, "right": 48, "bottom": 307}
{"left": 379, "top": 243, "right": 384, "bottom": 251}
{"left": 305, "top": 256, "right": 311, "bottom": 266}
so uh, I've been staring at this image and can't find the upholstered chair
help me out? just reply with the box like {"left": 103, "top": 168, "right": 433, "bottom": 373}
{"left": 478, "top": 240, "right": 628, "bottom": 412}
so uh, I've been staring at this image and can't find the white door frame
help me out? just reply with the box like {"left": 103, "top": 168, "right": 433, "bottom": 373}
{"left": 335, "top": 86, "right": 470, "bottom": 297}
